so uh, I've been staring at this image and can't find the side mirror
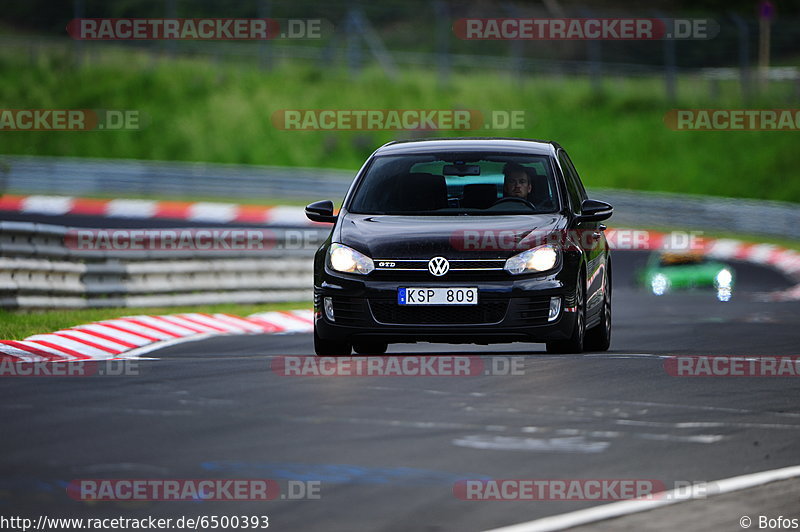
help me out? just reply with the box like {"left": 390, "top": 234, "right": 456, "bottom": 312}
{"left": 305, "top": 200, "right": 337, "bottom": 223}
{"left": 577, "top": 199, "right": 613, "bottom": 222}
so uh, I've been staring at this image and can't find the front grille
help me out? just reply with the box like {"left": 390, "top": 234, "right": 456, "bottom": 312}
{"left": 515, "top": 297, "right": 553, "bottom": 325}
{"left": 369, "top": 299, "right": 508, "bottom": 325}
{"left": 374, "top": 259, "right": 506, "bottom": 271}
{"left": 370, "top": 270, "right": 511, "bottom": 281}
{"left": 371, "top": 259, "right": 509, "bottom": 281}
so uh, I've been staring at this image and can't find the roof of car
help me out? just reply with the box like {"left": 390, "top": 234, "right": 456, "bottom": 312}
{"left": 373, "top": 137, "right": 560, "bottom": 156}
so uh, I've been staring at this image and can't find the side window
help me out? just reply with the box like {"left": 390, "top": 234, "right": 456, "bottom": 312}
{"left": 558, "top": 151, "right": 582, "bottom": 213}
{"left": 562, "top": 152, "right": 588, "bottom": 201}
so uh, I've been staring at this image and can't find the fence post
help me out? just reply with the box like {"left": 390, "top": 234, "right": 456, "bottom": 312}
{"left": 729, "top": 13, "right": 752, "bottom": 103}
{"left": 351, "top": 9, "right": 398, "bottom": 79}
{"left": 663, "top": 38, "right": 677, "bottom": 103}
{"left": 504, "top": 3, "right": 524, "bottom": 85}
{"left": 435, "top": 1, "right": 450, "bottom": 88}
{"left": 164, "top": 0, "right": 177, "bottom": 58}
{"left": 258, "top": 0, "right": 272, "bottom": 70}
{"left": 345, "top": 7, "right": 362, "bottom": 76}
{"left": 654, "top": 11, "right": 677, "bottom": 102}
{"left": 72, "top": 0, "right": 84, "bottom": 67}
{"left": 580, "top": 9, "right": 603, "bottom": 94}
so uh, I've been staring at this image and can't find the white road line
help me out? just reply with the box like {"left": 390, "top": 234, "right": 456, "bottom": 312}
{"left": 129, "top": 315, "right": 197, "bottom": 336}
{"left": 188, "top": 202, "right": 237, "bottom": 223}
{"left": 0, "top": 309, "right": 311, "bottom": 361}
{"left": 119, "top": 333, "right": 217, "bottom": 358}
{"left": 21, "top": 195, "right": 73, "bottom": 215}
{"left": 615, "top": 419, "right": 800, "bottom": 431}
{"left": 25, "top": 334, "right": 113, "bottom": 359}
{"left": 102, "top": 319, "right": 175, "bottom": 340}
{"left": 117, "top": 326, "right": 312, "bottom": 358}
{"left": 106, "top": 199, "right": 157, "bottom": 218}
{"left": 212, "top": 313, "right": 264, "bottom": 332}
{"left": 582, "top": 353, "right": 668, "bottom": 359}
{"left": 453, "top": 434, "right": 610, "bottom": 454}
{"left": 0, "top": 344, "right": 49, "bottom": 362}
{"left": 747, "top": 244, "right": 778, "bottom": 263}
{"left": 58, "top": 329, "right": 130, "bottom": 351}
{"left": 483, "top": 464, "right": 800, "bottom": 532}
{"left": 11, "top": 340, "right": 71, "bottom": 359}
{"left": 80, "top": 324, "right": 151, "bottom": 346}
{"left": 180, "top": 313, "right": 247, "bottom": 332}
{"left": 156, "top": 314, "right": 224, "bottom": 333}
{"left": 249, "top": 311, "right": 313, "bottom": 332}
{"left": 266, "top": 206, "right": 311, "bottom": 226}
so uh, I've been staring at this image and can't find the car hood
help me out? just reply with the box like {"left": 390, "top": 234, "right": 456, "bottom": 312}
{"left": 338, "top": 213, "right": 567, "bottom": 259}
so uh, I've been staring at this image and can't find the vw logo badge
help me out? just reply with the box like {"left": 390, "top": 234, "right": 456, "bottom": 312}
{"left": 428, "top": 257, "right": 450, "bottom": 276}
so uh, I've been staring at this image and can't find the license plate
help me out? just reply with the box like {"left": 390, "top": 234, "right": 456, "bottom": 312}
{"left": 398, "top": 287, "right": 478, "bottom": 305}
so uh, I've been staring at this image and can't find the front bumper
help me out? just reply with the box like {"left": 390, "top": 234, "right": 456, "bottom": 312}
{"left": 314, "top": 267, "right": 576, "bottom": 344}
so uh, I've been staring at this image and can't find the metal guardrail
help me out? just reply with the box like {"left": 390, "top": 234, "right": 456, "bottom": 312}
{"left": 590, "top": 188, "right": 800, "bottom": 240}
{"left": 2, "top": 198, "right": 799, "bottom": 309}
{"left": 3, "top": 155, "right": 798, "bottom": 239}
{"left": 2, "top": 156, "right": 798, "bottom": 309}
{"left": 0, "top": 221, "right": 329, "bottom": 309}
{"left": 0, "top": 155, "right": 355, "bottom": 201}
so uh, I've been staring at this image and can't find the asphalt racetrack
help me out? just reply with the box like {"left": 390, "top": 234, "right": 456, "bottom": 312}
{"left": 1, "top": 214, "right": 799, "bottom": 531}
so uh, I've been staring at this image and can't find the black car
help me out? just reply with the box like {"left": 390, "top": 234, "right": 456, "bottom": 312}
{"left": 305, "top": 138, "right": 613, "bottom": 355}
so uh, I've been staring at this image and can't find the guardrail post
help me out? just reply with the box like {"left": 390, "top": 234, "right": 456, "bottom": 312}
{"left": 729, "top": 13, "right": 752, "bottom": 103}
{"left": 435, "top": 1, "right": 450, "bottom": 88}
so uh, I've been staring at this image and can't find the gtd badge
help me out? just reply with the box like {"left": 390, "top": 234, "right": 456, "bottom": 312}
{"left": 378, "top": 262, "right": 395, "bottom": 268}
{"left": 428, "top": 257, "right": 450, "bottom": 276}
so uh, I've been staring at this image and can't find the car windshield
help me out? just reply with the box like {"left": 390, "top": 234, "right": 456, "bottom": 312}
{"left": 347, "top": 153, "right": 560, "bottom": 215}
{"left": 658, "top": 253, "right": 708, "bottom": 267}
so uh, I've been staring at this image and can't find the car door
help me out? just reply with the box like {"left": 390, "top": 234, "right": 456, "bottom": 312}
{"left": 558, "top": 150, "right": 607, "bottom": 319}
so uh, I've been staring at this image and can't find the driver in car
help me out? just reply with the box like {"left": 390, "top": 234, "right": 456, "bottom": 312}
{"left": 502, "top": 162, "right": 533, "bottom": 199}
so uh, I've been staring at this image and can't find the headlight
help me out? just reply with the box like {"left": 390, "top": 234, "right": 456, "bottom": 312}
{"left": 504, "top": 245, "right": 558, "bottom": 275}
{"left": 328, "top": 243, "right": 374, "bottom": 275}
{"left": 651, "top": 273, "right": 669, "bottom": 295}
{"left": 715, "top": 269, "right": 732, "bottom": 288}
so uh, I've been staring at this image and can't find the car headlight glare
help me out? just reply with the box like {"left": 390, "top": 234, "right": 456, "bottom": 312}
{"left": 715, "top": 268, "right": 732, "bottom": 288}
{"left": 329, "top": 243, "right": 374, "bottom": 275}
{"left": 651, "top": 273, "right": 669, "bottom": 295}
{"left": 504, "top": 245, "right": 558, "bottom": 275}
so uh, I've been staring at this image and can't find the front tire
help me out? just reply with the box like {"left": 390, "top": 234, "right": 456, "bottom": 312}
{"left": 546, "top": 277, "right": 585, "bottom": 354}
{"left": 585, "top": 269, "right": 611, "bottom": 352}
{"left": 314, "top": 325, "right": 351, "bottom": 357}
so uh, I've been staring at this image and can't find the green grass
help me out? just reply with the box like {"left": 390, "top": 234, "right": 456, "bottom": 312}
{"left": 0, "top": 301, "right": 312, "bottom": 341}
{"left": 1, "top": 42, "right": 799, "bottom": 203}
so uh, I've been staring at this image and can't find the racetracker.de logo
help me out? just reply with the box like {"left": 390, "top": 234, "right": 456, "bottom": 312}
{"left": 0, "top": 109, "right": 142, "bottom": 131}
{"left": 453, "top": 18, "right": 717, "bottom": 40}
{"left": 270, "top": 356, "right": 524, "bottom": 377}
{"left": 664, "top": 109, "right": 800, "bottom": 131}
{"left": 66, "top": 18, "right": 331, "bottom": 40}
{"left": 453, "top": 479, "right": 666, "bottom": 500}
{"left": 67, "top": 479, "right": 280, "bottom": 501}
{"left": 64, "top": 228, "right": 324, "bottom": 252}
{"left": 664, "top": 356, "right": 800, "bottom": 377}
{"left": 0, "top": 360, "right": 139, "bottom": 377}
{"left": 271, "top": 109, "right": 526, "bottom": 131}
{"left": 448, "top": 229, "right": 704, "bottom": 252}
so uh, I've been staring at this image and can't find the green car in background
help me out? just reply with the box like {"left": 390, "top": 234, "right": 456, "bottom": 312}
{"left": 639, "top": 252, "right": 735, "bottom": 301}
